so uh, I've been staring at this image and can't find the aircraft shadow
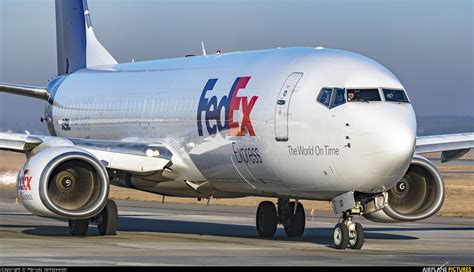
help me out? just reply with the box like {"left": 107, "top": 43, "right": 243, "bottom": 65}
{"left": 0, "top": 216, "right": 448, "bottom": 245}
{"left": 117, "top": 216, "right": 422, "bottom": 242}
{"left": 4, "top": 217, "right": 473, "bottom": 246}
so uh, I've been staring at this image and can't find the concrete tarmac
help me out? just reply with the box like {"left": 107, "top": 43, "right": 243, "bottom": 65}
{"left": 0, "top": 199, "right": 473, "bottom": 266}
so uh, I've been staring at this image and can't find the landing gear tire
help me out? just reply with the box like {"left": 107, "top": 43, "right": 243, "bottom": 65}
{"left": 284, "top": 202, "right": 305, "bottom": 237}
{"left": 333, "top": 222, "right": 349, "bottom": 249}
{"left": 98, "top": 199, "right": 118, "bottom": 236}
{"left": 349, "top": 222, "right": 364, "bottom": 249}
{"left": 256, "top": 201, "right": 278, "bottom": 237}
{"left": 68, "top": 218, "right": 89, "bottom": 236}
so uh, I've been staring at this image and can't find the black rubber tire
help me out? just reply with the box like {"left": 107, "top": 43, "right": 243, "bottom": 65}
{"left": 333, "top": 222, "right": 349, "bottom": 249}
{"left": 98, "top": 199, "right": 118, "bottom": 235}
{"left": 256, "top": 201, "right": 278, "bottom": 237}
{"left": 284, "top": 202, "right": 305, "bottom": 237}
{"left": 68, "top": 219, "right": 89, "bottom": 236}
{"left": 349, "top": 222, "right": 365, "bottom": 249}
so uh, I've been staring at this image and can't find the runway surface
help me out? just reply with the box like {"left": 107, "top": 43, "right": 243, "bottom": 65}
{"left": 0, "top": 198, "right": 473, "bottom": 266}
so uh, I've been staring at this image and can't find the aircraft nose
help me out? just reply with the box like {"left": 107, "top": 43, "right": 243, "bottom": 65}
{"left": 351, "top": 103, "right": 416, "bottom": 191}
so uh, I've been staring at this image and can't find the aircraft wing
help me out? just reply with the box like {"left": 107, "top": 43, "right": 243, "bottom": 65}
{"left": 0, "top": 131, "right": 173, "bottom": 174}
{"left": 415, "top": 132, "right": 474, "bottom": 162}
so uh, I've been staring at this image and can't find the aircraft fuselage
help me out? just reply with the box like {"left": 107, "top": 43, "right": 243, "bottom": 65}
{"left": 46, "top": 47, "right": 417, "bottom": 200}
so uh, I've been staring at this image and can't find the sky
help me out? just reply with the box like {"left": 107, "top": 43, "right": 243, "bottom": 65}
{"left": 0, "top": 0, "right": 473, "bottom": 132}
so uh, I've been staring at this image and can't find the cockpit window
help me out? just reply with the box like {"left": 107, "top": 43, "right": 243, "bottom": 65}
{"left": 317, "top": 88, "right": 346, "bottom": 109}
{"left": 332, "top": 88, "right": 346, "bottom": 108}
{"left": 383, "top": 89, "right": 409, "bottom": 103}
{"left": 317, "top": 88, "right": 332, "bottom": 107}
{"left": 347, "top": 89, "right": 381, "bottom": 102}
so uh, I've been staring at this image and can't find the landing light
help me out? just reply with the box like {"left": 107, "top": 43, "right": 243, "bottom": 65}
{"left": 145, "top": 149, "right": 160, "bottom": 158}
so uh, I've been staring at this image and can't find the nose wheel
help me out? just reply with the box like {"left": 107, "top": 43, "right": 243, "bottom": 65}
{"left": 348, "top": 222, "right": 364, "bottom": 249}
{"left": 333, "top": 223, "right": 349, "bottom": 249}
{"left": 333, "top": 214, "right": 365, "bottom": 249}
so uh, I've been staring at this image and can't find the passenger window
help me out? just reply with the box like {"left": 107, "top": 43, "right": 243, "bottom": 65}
{"left": 383, "top": 89, "right": 409, "bottom": 103}
{"left": 331, "top": 88, "right": 346, "bottom": 108}
{"left": 317, "top": 88, "right": 332, "bottom": 107}
{"left": 347, "top": 89, "right": 381, "bottom": 102}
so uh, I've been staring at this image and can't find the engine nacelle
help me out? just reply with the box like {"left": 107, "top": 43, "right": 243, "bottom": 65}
{"left": 17, "top": 146, "right": 109, "bottom": 219}
{"left": 363, "top": 155, "right": 445, "bottom": 222}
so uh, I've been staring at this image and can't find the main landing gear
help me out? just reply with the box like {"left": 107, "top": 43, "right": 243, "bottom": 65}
{"left": 255, "top": 193, "right": 366, "bottom": 249}
{"left": 256, "top": 198, "right": 305, "bottom": 238}
{"left": 68, "top": 199, "right": 118, "bottom": 236}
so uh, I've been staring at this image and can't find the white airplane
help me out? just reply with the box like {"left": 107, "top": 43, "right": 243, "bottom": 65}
{"left": 1, "top": 0, "right": 473, "bottom": 250}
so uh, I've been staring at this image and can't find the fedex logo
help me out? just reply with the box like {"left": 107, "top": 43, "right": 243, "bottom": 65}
{"left": 197, "top": 76, "right": 258, "bottom": 136}
{"left": 18, "top": 169, "right": 32, "bottom": 191}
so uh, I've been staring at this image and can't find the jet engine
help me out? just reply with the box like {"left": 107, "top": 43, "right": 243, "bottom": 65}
{"left": 16, "top": 146, "right": 109, "bottom": 219}
{"left": 364, "top": 155, "right": 445, "bottom": 222}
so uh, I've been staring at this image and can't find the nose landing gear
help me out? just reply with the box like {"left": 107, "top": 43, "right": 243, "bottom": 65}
{"left": 333, "top": 212, "right": 365, "bottom": 249}
{"left": 331, "top": 191, "right": 367, "bottom": 249}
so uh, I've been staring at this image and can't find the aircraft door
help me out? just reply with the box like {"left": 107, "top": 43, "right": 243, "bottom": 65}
{"left": 275, "top": 73, "right": 303, "bottom": 141}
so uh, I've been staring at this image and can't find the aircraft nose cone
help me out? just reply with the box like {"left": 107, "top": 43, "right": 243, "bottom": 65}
{"left": 375, "top": 113, "right": 416, "bottom": 176}
{"left": 351, "top": 103, "right": 416, "bottom": 191}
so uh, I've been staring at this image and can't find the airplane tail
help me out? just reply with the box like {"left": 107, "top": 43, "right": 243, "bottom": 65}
{"left": 55, "top": 0, "right": 117, "bottom": 75}
{"left": 0, "top": 0, "right": 117, "bottom": 102}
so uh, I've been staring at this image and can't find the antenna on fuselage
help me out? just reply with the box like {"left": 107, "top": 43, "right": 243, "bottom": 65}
{"left": 201, "top": 41, "right": 207, "bottom": 56}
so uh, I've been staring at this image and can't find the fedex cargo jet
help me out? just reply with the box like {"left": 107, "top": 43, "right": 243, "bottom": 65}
{"left": 1, "top": 0, "right": 473, "bottom": 249}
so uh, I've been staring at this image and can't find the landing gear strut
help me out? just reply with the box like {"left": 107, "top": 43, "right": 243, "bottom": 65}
{"left": 333, "top": 211, "right": 365, "bottom": 249}
{"left": 68, "top": 199, "right": 118, "bottom": 236}
{"left": 256, "top": 198, "right": 305, "bottom": 238}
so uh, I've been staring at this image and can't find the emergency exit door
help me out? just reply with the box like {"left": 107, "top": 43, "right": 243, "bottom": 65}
{"left": 275, "top": 73, "right": 303, "bottom": 141}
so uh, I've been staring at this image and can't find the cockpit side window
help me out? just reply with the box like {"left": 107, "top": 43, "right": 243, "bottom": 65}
{"left": 317, "top": 88, "right": 332, "bottom": 107}
{"left": 331, "top": 88, "right": 346, "bottom": 108}
{"left": 347, "top": 89, "right": 381, "bottom": 102}
{"left": 383, "top": 89, "right": 409, "bottom": 103}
